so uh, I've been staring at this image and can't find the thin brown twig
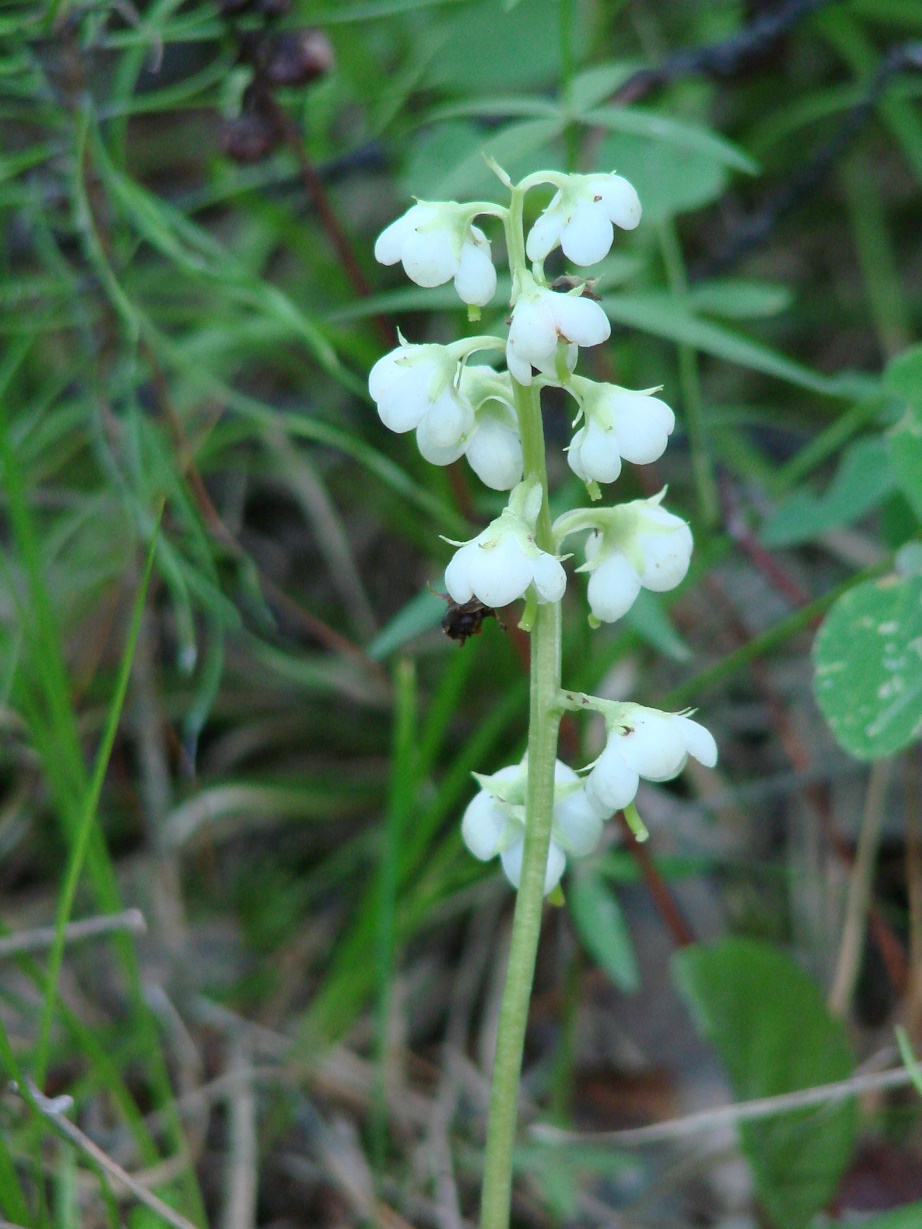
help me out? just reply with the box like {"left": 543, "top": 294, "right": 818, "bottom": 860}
{"left": 828, "top": 758, "right": 895, "bottom": 1016}
{"left": 259, "top": 92, "right": 394, "bottom": 350}
{"left": 615, "top": 811, "right": 695, "bottom": 947}
{"left": 0, "top": 909, "right": 146, "bottom": 959}
{"left": 531, "top": 1062, "right": 914, "bottom": 1148}
{"left": 15, "top": 1083, "right": 200, "bottom": 1229}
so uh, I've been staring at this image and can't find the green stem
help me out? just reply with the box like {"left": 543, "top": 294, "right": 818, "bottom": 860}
{"left": 658, "top": 219, "right": 719, "bottom": 527}
{"left": 478, "top": 186, "right": 563, "bottom": 1229}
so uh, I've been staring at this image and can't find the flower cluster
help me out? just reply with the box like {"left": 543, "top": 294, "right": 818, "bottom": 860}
{"left": 370, "top": 167, "right": 716, "bottom": 895}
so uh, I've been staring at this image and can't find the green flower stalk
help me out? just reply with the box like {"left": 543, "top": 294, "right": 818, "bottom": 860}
{"left": 369, "top": 167, "right": 717, "bottom": 1229}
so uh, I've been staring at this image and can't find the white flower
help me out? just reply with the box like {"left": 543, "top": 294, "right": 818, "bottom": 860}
{"left": 462, "top": 760, "right": 609, "bottom": 894}
{"left": 526, "top": 172, "right": 642, "bottom": 267}
{"left": 554, "top": 491, "right": 693, "bottom": 624}
{"left": 507, "top": 272, "right": 610, "bottom": 386}
{"left": 445, "top": 480, "right": 566, "bottom": 609}
{"left": 457, "top": 366, "right": 523, "bottom": 491}
{"left": 566, "top": 377, "right": 675, "bottom": 486}
{"left": 374, "top": 201, "right": 497, "bottom": 306}
{"left": 584, "top": 705, "right": 717, "bottom": 815}
{"left": 368, "top": 340, "right": 473, "bottom": 462}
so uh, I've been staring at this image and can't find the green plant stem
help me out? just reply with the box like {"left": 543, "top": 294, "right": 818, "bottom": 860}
{"left": 658, "top": 219, "right": 719, "bottom": 527}
{"left": 479, "top": 187, "right": 563, "bottom": 1229}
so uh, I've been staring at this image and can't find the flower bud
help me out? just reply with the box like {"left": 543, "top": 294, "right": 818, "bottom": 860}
{"left": 584, "top": 706, "right": 717, "bottom": 815}
{"left": 527, "top": 172, "right": 641, "bottom": 267}
{"left": 375, "top": 202, "right": 496, "bottom": 307}
{"left": 445, "top": 480, "right": 566, "bottom": 609}
{"left": 506, "top": 273, "right": 610, "bottom": 386}
{"left": 462, "top": 760, "right": 609, "bottom": 894}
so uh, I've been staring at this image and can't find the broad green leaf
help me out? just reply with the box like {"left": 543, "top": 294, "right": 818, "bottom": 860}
{"left": 568, "top": 869, "right": 639, "bottom": 993}
{"left": 761, "top": 437, "right": 895, "bottom": 547}
{"left": 813, "top": 572, "right": 922, "bottom": 760}
{"left": 688, "top": 279, "right": 794, "bottom": 320}
{"left": 884, "top": 345, "right": 922, "bottom": 521}
{"left": 673, "top": 939, "right": 857, "bottom": 1229}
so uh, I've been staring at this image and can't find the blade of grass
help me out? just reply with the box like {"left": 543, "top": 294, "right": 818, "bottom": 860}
{"left": 373, "top": 657, "right": 418, "bottom": 1168}
{"left": 34, "top": 503, "right": 163, "bottom": 1085}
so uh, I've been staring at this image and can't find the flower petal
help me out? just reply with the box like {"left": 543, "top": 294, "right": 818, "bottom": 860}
{"left": 401, "top": 225, "right": 459, "bottom": 288}
{"left": 373, "top": 208, "right": 420, "bottom": 266}
{"left": 463, "top": 533, "right": 533, "bottom": 608}
{"left": 553, "top": 789, "right": 604, "bottom": 855}
{"left": 461, "top": 791, "right": 510, "bottom": 860}
{"left": 508, "top": 297, "right": 558, "bottom": 364}
{"left": 586, "top": 550, "right": 641, "bottom": 622}
{"left": 560, "top": 201, "right": 614, "bottom": 266}
{"left": 549, "top": 292, "right": 611, "bottom": 347}
{"left": 375, "top": 363, "right": 433, "bottom": 432}
{"left": 677, "top": 715, "right": 718, "bottom": 767}
{"left": 614, "top": 394, "right": 675, "bottom": 465}
{"left": 526, "top": 198, "right": 565, "bottom": 262}
{"left": 585, "top": 741, "right": 639, "bottom": 812}
{"left": 637, "top": 519, "right": 693, "bottom": 592}
{"left": 466, "top": 416, "right": 523, "bottom": 490}
{"left": 530, "top": 551, "right": 567, "bottom": 604}
{"left": 500, "top": 836, "right": 567, "bottom": 894}
{"left": 617, "top": 711, "right": 687, "bottom": 781}
{"left": 453, "top": 237, "right": 496, "bottom": 306}
{"left": 598, "top": 175, "right": 642, "bottom": 230}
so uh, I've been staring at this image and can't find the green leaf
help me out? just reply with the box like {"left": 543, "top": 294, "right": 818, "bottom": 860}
{"left": 568, "top": 869, "right": 639, "bottom": 993}
{"left": 884, "top": 345, "right": 922, "bottom": 522}
{"left": 584, "top": 105, "right": 758, "bottom": 174}
{"left": 673, "top": 939, "right": 857, "bottom": 1229}
{"left": 688, "top": 279, "right": 794, "bottom": 321}
{"left": 600, "top": 292, "right": 867, "bottom": 398}
{"left": 813, "top": 572, "right": 922, "bottom": 760}
{"left": 625, "top": 589, "right": 692, "bottom": 662}
{"left": 596, "top": 131, "right": 726, "bottom": 221}
{"left": 761, "top": 437, "right": 895, "bottom": 548}
{"left": 890, "top": 406, "right": 922, "bottom": 522}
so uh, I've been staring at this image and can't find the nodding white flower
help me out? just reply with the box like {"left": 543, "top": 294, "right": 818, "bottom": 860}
{"left": 457, "top": 366, "right": 523, "bottom": 491}
{"left": 554, "top": 491, "right": 693, "bottom": 624}
{"left": 374, "top": 201, "right": 497, "bottom": 306}
{"left": 584, "top": 704, "right": 717, "bottom": 815}
{"left": 462, "top": 759, "right": 609, "bottom": 894}
{"left": 368, "top": 340, "right": 473, "bottom": 463}
{"left": 445, "top": 479, "right": 566, "bottom": 609}
{"left": 507, "top": 273, "right": 610, "bottom": 386}
{"left": 526, "top": 172, "right": 642, "bottom": 267}
{"left": 566, "top": 377, "right": 676, "bottom": 486}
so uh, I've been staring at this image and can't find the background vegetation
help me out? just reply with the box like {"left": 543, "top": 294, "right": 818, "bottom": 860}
{"left": 1, "top": 0, "right": 921, "bottom": 1226}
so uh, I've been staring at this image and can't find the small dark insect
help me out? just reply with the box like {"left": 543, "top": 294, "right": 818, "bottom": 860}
{"left": 438, "top": 594, "right": 505, "bottom": 645}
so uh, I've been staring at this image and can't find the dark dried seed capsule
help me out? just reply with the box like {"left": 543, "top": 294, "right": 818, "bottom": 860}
{"left": 550, "top": 274, "right": 601, "bottom": 301}
{"left": 262, "top": 29, "right": 334, "bottom": 87}
{"left": 219, "top": 112, "right": 281, "bottom": 163}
